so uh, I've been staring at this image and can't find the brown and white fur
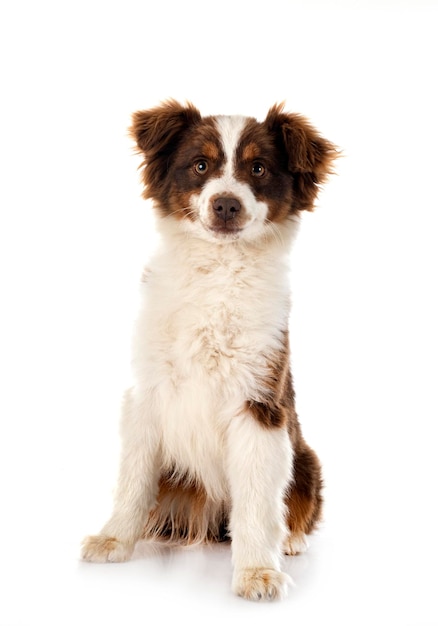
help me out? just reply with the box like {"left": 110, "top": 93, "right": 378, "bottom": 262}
{"left": 81, "top": 100, "right": 337, "bottom": 601}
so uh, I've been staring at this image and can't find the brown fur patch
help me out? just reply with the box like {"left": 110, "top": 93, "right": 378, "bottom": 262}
{"left": 245, "top": 331, "right": 323, "bottom": 536}
{"left": 246, "top": 331, "right": 294, "bottom": 429}
{"left": 144, "top": 114, "right": 225, "bottom": 221}
{"left": 235, "top": 119, "right": 295, "bottom": 223}
{"left": 129, "top": 100, "right": 204, "bottom": 218}
{"left": 203, "top": 141, "right": 220, "bottom": 160}
{"left": 264, "top": 103, "right": 338, "bottom": 212}
{"left": 143, "top": 472, "right": 229, "bottom": 544}
{"left": 242, "top": 142, "right": 261, "bottom": 161}
{"left": 165, "top": 189, "right": 198, "bottom": 221}
{"left": 142, "top": 442, "right": 322, "bottom": 548}
{"left": 284, "top": 442, "right": 323, "bottom": 536}
{"left": 246, "top": 400, "right": 287, "bottom": 429}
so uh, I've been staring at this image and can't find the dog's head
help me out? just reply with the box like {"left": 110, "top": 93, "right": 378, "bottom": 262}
{"left": 130, "top": 100, "right": 337, "bottom": 243}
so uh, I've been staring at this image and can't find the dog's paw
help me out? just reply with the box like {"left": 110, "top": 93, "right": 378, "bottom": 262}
{"left": 284, "top": 532, "right": 309, "bottom": 556}
{"left": 81, "top": 535, "right": 134, "bottom": 563}
{"left": 232, "top": 567, "right": 292, "bottom": 601}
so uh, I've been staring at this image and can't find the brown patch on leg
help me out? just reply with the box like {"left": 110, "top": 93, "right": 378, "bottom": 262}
{"left": 284, "top": 442, "right": 323, "bottom": 540}
{"left": 244, "top": 330, "right": 323, "bottom": 541}
{"left": 246, "top": 400, "right": 287, "bottom": 428}
{"left": 246, "top": 331, "right": 294, "bottom": 430}
{"left": 143, "top": 472, "right": 229, "bottom": 545}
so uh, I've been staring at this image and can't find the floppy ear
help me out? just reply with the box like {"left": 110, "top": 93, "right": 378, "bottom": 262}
{"left": 265, "top": 103, "right": 338, "bottom": 211}
{"left": 130, "top": 99, "right": 201, "bottom": 199}
{"left": 130, "top": 99, "right": 201, "bottom": 154}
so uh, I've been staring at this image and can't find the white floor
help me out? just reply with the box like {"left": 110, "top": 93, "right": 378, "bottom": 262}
{"left": 1, "top": 1, "right": 438, "bottom": 624}
{"left": 2, "top": 467, "right": 437, "bottom": 625}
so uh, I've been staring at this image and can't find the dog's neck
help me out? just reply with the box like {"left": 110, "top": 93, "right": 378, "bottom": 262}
{"left": 155, "top": 214, "right": 300, "bottom": 269}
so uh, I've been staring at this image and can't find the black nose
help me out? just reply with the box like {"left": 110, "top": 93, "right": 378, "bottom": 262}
{"left": 212, "top": 197, "right": 241, "bottom": 222}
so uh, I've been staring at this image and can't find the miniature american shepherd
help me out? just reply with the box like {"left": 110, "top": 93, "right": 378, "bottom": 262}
{"left": 81, "top": 100, "right": 337, "bottom": 600}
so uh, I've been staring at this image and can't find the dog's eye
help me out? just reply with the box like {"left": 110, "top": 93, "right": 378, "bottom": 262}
{"left": 251, "top": 162, "right": 266, "bottom": 178}
{"left": 193, "top": 160, "right": 209, "bottom": 175}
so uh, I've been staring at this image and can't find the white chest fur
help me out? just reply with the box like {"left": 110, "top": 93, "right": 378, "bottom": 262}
{"left": 130, "top": 229, "right": 294, "bottom": 497}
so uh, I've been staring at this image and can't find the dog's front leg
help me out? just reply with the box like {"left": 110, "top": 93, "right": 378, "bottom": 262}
{"left": 227, "top": 408, "right": 293, "bottom": 600}
{"left": 81, "top": 387, "right": 160, "bottom": 563}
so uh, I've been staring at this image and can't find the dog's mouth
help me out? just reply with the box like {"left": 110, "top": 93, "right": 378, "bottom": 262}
{"left": 209, "top": 224, "right": 243, "bottom": 237}
{"left": 199, "top": 218, "right": 244, "bottom": 240}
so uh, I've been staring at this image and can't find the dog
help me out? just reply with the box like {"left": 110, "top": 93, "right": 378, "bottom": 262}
{"left": 81, "top": 100, "right": 337, "bottom": 600}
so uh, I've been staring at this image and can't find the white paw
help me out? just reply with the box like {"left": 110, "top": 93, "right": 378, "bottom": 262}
{"left": 81, "top": 535, "right": 134, "bottom": 563}
{"left": 284, "top": 532, "right": 309, "bottom": 556}
{"left": 232, "top": 567, "right": 292, "bottom": 601}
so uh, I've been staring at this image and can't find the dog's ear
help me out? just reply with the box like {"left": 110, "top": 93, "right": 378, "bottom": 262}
{"left": 130, "top": 99, "right": 201, "bottom": 156}
{"left": 130, "top": 100, "right": 201, "bottom": 200}
{"left": 265, "top": 103, "right": 338, "bottom": 211}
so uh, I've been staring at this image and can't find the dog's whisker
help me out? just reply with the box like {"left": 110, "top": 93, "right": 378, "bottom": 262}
{"left": 162, "top": 206, "right": 197, "bottom": 220}
{"left": 266, "top": 221, "right": 285, "bottom": 248}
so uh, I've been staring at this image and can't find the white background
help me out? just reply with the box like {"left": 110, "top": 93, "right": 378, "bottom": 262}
{"left": 1, "top": 0, "right": 438, "bottom": 624}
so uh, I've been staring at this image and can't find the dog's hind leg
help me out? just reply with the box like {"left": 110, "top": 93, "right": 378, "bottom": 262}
{"left": 283, "top": 440, "right": 323, "bottom": 555}
{"left": 81, "top": 387, "right": 161, "bottom": 563}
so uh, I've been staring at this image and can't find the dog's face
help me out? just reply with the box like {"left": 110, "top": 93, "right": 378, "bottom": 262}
{"left": 130, "top": 100, "right": 337, "bottom": 243}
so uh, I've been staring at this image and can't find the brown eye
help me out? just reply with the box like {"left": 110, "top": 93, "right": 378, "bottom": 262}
{"left": 251, "top": 162, "right": 266, "bottom": 177}
{"left": 194, "top": 160, "right": 209, "bottom": 175}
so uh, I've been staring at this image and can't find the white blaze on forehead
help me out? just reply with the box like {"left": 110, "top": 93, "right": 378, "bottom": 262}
{"left": 214, "top": 115, "right": 248, "bottom": 176}
{"left": 188, "top": 113, "right": 270, "bottom": 242}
